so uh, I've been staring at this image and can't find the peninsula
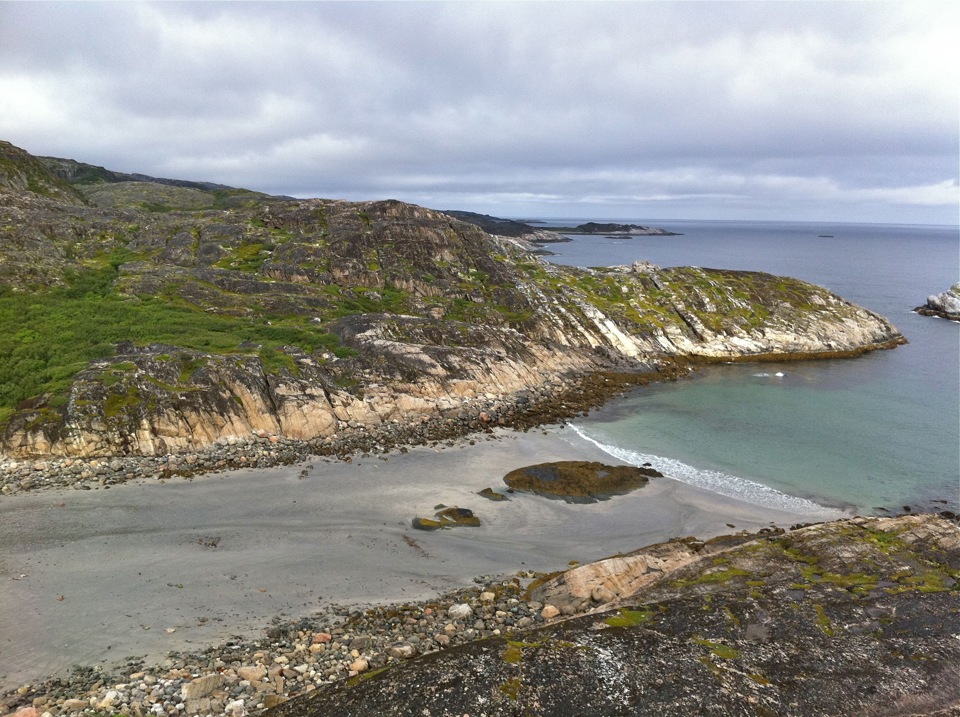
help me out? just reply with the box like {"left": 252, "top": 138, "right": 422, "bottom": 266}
{"left": 0, "top": 139, "right": 903, "bottom": 473}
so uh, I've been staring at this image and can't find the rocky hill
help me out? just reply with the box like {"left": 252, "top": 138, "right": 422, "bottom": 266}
{"left": 0, "top": 140, "right": 905, "bottom": 460}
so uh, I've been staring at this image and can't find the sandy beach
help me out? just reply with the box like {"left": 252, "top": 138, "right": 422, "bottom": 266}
{"left": 0, "top": 425, "right": 846, "bottom": 691}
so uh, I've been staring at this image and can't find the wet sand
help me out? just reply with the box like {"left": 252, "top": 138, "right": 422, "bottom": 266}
{"left": 0, "top": 426, "right": 845, "bottom": 690}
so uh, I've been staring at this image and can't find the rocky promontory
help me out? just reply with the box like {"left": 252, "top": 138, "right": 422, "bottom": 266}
{"left": 0, "top": 140, "right": 905, "bottom": 462}
{"left": 915, "top": 283, "right": 960, "bottom": 321}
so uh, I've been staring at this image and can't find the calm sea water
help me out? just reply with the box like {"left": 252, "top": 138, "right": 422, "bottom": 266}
{"left": 540, "top": 219, "right": 959, "bottom": 515}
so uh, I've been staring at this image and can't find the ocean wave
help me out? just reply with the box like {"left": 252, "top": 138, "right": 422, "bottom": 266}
{"left": 567, "top": 424, "right": 833, "bottom": 516}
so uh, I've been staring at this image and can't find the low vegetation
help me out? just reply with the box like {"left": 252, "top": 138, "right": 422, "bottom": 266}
{"left": 0, "top": 252, "right": 352, "bottom": 422}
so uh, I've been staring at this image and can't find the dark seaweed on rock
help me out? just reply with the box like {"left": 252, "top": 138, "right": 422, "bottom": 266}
{"left": 503, "top": 460, "right": 660, "bottom": 502}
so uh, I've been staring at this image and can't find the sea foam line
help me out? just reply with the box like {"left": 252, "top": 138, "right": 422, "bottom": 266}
{"left": 567, "top": 424, "right": 834, "bottom": 516}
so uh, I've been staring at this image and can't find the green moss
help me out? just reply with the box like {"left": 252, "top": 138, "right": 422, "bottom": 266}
{"left": 723, "top": 605, "right": 741, "bottom": 627}
{"left": 886, "top": 569, "right": 953, "bottom": 594}
{"left": 694, "top": 637, "right": 741, "bottom": 660}
{"left": 103, "top": 386, "right": 142, "bottom": 418}
{"left": 672, "top": 567, "right": 751, "bottom": 588}
{"left": 604, "top": 608, "right": 654, "bottom": 628}
{"left": 499, "top": 676, "right": 521, "bottom": 700}
{"left": 174, "top": 354, "right": 205, "bottom": 383}
{"left": 799, "top": 565, "right": 878, "bottom": 592}
{"left": 346, "top": 665, "right": 389, "bottom": 687}
{"left": 214, "top": 242, "right": 274, "bottom": 273}
{"left": 503, "top": 644, "right": 523, "bottom": 665}
{"left": 814, "top": 603, "right": 835, "bottom": 636}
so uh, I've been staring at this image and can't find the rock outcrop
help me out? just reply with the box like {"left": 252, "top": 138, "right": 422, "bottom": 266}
{"left": 915, "top": 283, "right": 960, "bottom": 321}
{"left": 0, "top": 140, "right": 906, "bottom": 459}
{"left": 265, "top": 514, "right": 960, "bottom": 717}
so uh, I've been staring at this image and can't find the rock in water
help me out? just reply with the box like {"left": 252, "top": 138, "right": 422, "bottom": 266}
{"left": 915, "top": 283, "right": 960, "bottom": 321}
{"left": 503, "top": 461, "right": 661, "bottom": 502}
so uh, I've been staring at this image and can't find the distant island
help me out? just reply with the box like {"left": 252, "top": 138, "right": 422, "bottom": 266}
{"left": 547, "top": 221, "right": 682, "bottom": 236}
{"left": 443, "top": 213, "right": 682, "bottom": 245}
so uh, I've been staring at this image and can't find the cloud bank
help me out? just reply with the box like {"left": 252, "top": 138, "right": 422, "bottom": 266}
{"left": 1, "top": 1, "right": 957, "bottom": 223}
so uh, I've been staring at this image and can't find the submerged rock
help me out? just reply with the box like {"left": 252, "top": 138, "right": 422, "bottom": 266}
{"left": 503, "top": 460, "right": 661, "bottom": 502}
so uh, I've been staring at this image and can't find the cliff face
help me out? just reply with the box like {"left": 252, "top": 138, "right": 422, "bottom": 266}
{"left": 0, "top": 141, "right": 905, "bottom": 458}
{"left": 266, "top": 514, "right": 960, "bottom": 717}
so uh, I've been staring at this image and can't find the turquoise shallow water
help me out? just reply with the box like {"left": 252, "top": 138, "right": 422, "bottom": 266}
{"left": 542, "top": 220, "right": 959, "bottom": 514}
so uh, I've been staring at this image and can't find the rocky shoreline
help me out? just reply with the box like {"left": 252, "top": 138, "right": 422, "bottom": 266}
{"left": 5, "top": 514, "right": 959, "bottom": 717}
{"left": 1, "top": 571, "right": 572, "bottom": 717}
{"left": 0, "top": 367, "right": 679, "bottom": 497}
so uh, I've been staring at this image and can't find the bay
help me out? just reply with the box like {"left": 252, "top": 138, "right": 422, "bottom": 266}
{"left": 540, "top": 219, "right": 959, "bottom": 514}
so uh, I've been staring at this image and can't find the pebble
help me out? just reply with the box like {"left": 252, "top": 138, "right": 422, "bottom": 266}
{"left": 1, "top": 573, "right": 578, "bottom": 717}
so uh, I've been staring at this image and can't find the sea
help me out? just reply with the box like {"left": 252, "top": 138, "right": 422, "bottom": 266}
{"left": 536, "top": 219, "right": 959, "bottom": 516}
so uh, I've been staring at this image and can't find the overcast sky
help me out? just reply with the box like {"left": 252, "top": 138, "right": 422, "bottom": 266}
{"left": 1, "top": 2, "right": 957, "bottom": 224}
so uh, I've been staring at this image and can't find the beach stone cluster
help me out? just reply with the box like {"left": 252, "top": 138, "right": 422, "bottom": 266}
{"left": 0, "top": 370, "right": 667, "bottom": 497}
{"left": 1, "top": 576, "right": 596, "bottom": 717}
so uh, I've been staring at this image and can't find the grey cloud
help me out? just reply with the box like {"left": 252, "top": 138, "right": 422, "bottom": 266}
{"left": 0, "top": 1, "right": 956, "bottom": 223}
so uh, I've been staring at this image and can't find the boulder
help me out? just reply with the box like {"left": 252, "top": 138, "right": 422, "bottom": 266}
{"left": 503, "top": 461, "right": 661, "bottom": 502}
{"left": 915, "top": 283, "right": 960, "bottom": 321}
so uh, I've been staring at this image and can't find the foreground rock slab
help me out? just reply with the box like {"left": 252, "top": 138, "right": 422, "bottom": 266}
{"left": 264, "top": 514, "right": 960, "bottom": 717}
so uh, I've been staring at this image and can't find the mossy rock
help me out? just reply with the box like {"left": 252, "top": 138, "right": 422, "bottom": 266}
{"left": 436, "top": 506, "right": 481, "bottom": 527}
{"left": 503, "top": 461, "right": 660, "bottom": 503}
{"left": 411, "top": 517, "right": 444, "bottom": 531}
{"left": 478, "top": 487, "right": 508, "bottom": 501}
{"left": 411, "top": 506, "right": 481, "bottom": 530}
